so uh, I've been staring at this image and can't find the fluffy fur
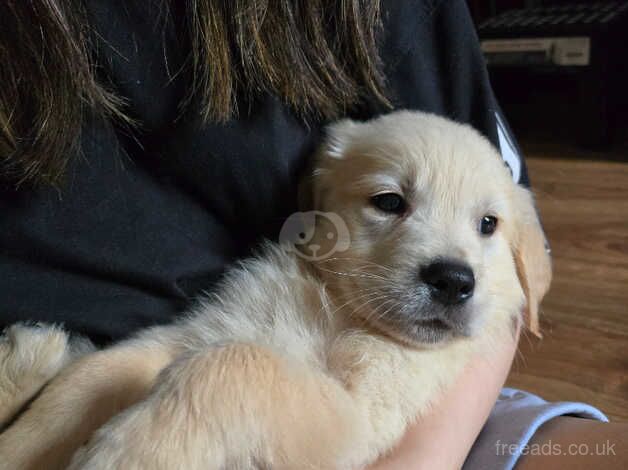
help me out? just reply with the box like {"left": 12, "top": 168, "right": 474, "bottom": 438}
{"left": 0, "top": 111, "right": 551, "bottom": 469}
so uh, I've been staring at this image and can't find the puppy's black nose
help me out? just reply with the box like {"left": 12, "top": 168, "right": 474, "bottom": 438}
{"left": 421, "top": 261, "right": 475, "bottom": 305}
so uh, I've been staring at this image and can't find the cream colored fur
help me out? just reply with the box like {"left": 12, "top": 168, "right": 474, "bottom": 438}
{"left": 0, "top": 111, "right": 551, "bottom": 470}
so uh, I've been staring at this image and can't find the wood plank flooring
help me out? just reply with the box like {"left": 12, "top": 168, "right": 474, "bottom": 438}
{"left": 506, "top": 156, "right": 628, "bottom": 422}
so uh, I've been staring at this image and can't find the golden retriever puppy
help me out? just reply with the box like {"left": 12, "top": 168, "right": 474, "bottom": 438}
{"left": 0, "top": 111, "right": 551, "bottom": 469}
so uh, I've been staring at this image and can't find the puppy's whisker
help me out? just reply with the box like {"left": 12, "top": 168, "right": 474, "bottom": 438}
{"left": 348, "top": 269, "right": 389, "bottom": 281}
{"left": 373, "top": 300, "right": 399, "bottom": 324}
{"left": 367, "top": 297, "right": 400, "bottom": 323}
{"left": 346, "top": 294, "right": 393, "bottom": 321}
{"left": 316, "top": 267, "right": 385, "bottom": 281}
{"left": 324, "top": 290, "right": 385, "bottom": 318}
{"left": 317, "top": 262, "right": 394, "bottom": 276}
{"left": 360, "top": 297, "right": 397, "bottom": 324}
{"left": 328, "top": 290, "right": 382, "bottom": 311}
{"left": 341, "top": 270, "right": 388, "bottom": 282}
{"left": 317, "top": 265, "right": 391, "bottom": 282}
{"left": 332, "top": 287, "right": 381, "bottom": 303}
{"left": 316, "top": 258, "right": 394, "bottom": 274}
{"left": 343, "top": 289, "right": 384, "bottom": 310}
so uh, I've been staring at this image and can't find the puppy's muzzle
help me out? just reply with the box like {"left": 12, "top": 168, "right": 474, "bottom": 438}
{"left": 420, "top": 260, "right": 475, "bottom": 306}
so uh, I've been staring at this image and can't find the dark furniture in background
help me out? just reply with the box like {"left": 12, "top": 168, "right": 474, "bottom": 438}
{"left": 468, "top": 1, "right": 628, "bottom": 149}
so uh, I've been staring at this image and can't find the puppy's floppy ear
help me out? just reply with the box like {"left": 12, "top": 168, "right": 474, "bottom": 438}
{"left": 511, "top": 186, "right": 552, "bottom": 337}
{"left": 305, "top": 118, "right": 359, "bottom": 211}
{"left": 323, "top": 118, "right": 358, "bottom": 160}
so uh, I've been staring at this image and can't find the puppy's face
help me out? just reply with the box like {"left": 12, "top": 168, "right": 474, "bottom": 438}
{"left": 309, "top": 112, "right": 551, "bottom": 346}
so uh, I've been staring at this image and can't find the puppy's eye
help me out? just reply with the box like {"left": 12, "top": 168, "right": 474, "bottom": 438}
{"left": 370, "top": 193, "right": 406, "bottom": 214}
{"left": 479, "top": 215, "right": 498, "bottom": 235}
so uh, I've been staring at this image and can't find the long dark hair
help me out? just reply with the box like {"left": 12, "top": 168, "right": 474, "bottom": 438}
{"left": 0, "top": 0, "right": 389, "bottom": 186}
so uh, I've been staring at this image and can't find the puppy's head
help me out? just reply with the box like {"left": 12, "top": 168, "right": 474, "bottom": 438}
{"left": 307, "top": 111, "right": 551, "bottom": 346}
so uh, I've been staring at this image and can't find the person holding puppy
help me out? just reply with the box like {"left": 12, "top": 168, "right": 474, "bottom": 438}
{"left": 0, "top": 1, "right": 622, "bottom": 468}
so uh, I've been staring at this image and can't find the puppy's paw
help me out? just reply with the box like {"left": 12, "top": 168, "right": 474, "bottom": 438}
{"left": 0, "top": 323, "right": 68, "bottom": 376}
{"left": 0, "top": 323, "right": 92, "bottom": 427}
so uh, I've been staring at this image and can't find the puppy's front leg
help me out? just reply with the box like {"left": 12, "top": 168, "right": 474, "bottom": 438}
{"left": 327, "top": 331, "right": 476, "bottom": 465}
{"left": 0, "top": 324, "right": 72, "bottom": 429}
{"left": 0, "top": 341, "right": 174, "bottom": 470}
{"left": 70, "top": 343, "right": 372, "bottom": 470}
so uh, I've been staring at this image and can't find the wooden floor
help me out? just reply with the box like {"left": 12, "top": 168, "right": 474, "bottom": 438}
{"left": 506, "top": 153, "right": 628, "bottom": 422}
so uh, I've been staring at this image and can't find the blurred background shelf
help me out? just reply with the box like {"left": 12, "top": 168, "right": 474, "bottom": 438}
{"left": 468, "top": 0, "right": 628, "bottom": 151}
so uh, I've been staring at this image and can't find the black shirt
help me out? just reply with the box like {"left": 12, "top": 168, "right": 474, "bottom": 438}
{"left": 0, "top": 0, "right": 527, "bottom": 344}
